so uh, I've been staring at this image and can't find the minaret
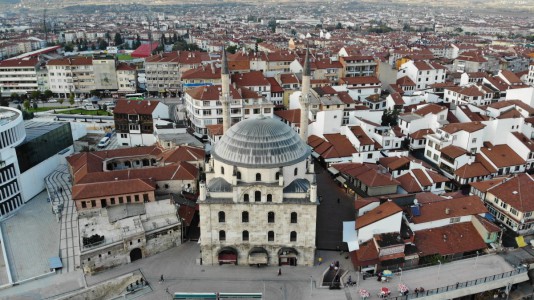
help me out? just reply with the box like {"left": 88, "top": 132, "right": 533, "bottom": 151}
{"left": 299, "top": 47, "right": 311, "bottom": 142}
{"left": 221, "top": 49, "right": 231, "bottom": 133}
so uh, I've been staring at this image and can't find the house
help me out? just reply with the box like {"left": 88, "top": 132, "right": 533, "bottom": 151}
{"left": 339, "top": 55, "right": 377, "bottom": 77}
{"left": 470, "top": 174, "right": 534, "bottom": 236}
{"left": 114, "top": 100, "right": 170, "bottom": 147}
{"left": 332, "top": 162, "right": 400, "bottom": 197}
{"left": 397, "top": 60, "right": 447, "bottom": 91}
{"left": 337, "top": 76, "right": 381, "bottom": 103}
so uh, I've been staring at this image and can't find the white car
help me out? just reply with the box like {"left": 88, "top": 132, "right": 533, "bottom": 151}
{"left": 104, "top": 101, "right": 115, "bottom": 106}
{"left": 48, "top": 99, "right": 58, "bottom": 103}
{"left": 97, "top": 137, "right": 110, "bottom": 148}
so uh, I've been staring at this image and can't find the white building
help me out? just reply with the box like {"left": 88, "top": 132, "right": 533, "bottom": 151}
{"left": 0, "top": 58, "right": 40, "bottom": 97}
{"left": 397, "top": 61, "right": 446, "bottom": 91}
{"left": 47, "top": 57, "right": 94, "bottom": 98}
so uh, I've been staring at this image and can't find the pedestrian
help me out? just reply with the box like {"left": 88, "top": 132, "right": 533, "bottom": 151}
{"left": 318, "top": 257, "right": 323, "bottom": 265}
{"left": 160, "top": 274, "right": 164, "bottom": 282}
{"left": 278, "top": 268, "right": 282, "bottom": 276}
{"left": 415, "top": 288, "right": 419, "bottom": 295}
{"left": 337, "top": 198, "right": 340, "bottom": 204}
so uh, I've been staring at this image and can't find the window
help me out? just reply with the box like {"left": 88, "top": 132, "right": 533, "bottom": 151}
{"left": 367, "top": 153, "right": 372, "bottom": 159}
{"left": 275, "top": 172, "right": 280, "bottom": 180}
{"left": 268, "top": 231, "right": 274, "bottom": 242}
{"left": 294, "top": 168, "right": 298, "bottom": 176}
{"left": 256, "top": 173, "right": 261, "bottom": 181}
{"left": 110, "top": 198, "right": 115, "bottom": 205}
{"left": 500, "top": 202, "right": 508, "bottom": 209}
{"left": 219, "top": 230, "right": 226, "bottom": 241}
{"left": 255, "top": 191, "right": 261, "bottom": 202}
{"left": 218, "top": 211, "right": 225, "bottom": 223}
{"left": 290, "top": 231, "right": 297, "bottom": 242}
{"left": 91, "top": 200, "right": 96, "bottom": 207}
{"left": 134, "top": 195, "right": 139, "bottom": 202}
{"left": 268, "top": 211, "right": 275, "bottom": 223}
{"left": 242, "top": 231, "right": 249, "bottom": 241}
{"left": 119, "top": 197, "right": 124, "bottom": 204}
{"left": 244, "top": 194, "right": 249, "bottom": 202}
{"left": 450, "top": 217, "right": 460, "bottom": 223}
{"left": 143, "top": 194, "right": 149, "bottom": 202}
{"left": 127, "top": 196, "right": 132, "bottom": 203}
{"left": 267, "top": 194, "right": 272, "bottom": 202}
{"left": 242, "top": 211, "right": 249, "bottom": 223}
{"left": 236, "top": 171, "right": 241, "bottom": 180}
{"left": 82, "top": 201, "right": 87, "bottom": 208}
{"left": 291, "top": 212, "right": 297, "bottom": 223}
{"left": 471, "top": 138, "right": 477, "bottom": 143}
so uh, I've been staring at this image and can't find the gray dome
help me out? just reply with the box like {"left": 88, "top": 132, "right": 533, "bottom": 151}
{"left": 283, "top": 179, "right": 310, "bottom": 193}
{"left": 212, "top": 116, "right": 311, "bottom": 168}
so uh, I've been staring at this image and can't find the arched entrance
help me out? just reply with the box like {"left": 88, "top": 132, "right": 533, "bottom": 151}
{"left": 248, "top": 247, "right": 269, "bottom": 266}
{"left": 218, "top": 247, "right": 238, "bottom": 265}
{"left": 130, "top": 248, "right": 142, "bottom": 262}
{"left": 278, "top": 247, "right": 298, "bottom": 266}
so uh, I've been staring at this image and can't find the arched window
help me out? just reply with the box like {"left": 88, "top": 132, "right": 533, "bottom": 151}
{"left": 219, "top": 230, "right": 226, "bottom": 241}
{"left": 236, "top": 171, "right": 241, "bottom": 180}
{"left": 218, "top": 211, "right": 225, "bottom": 223}
{"left": 244, "top": 194, "right": 249, "bottom": 202}
{"left": 294, "top": 167, "right": 298, "bottom": 176}
{"left": 291, "top": 212, "right": 297, "bottom": 223}
{"left": 268, "top": 211, "right": 275, "bottom": 223}
{"left": 268, "top": 231, "right": 274, "bottom": 242}
{"left": 275, "top": 172, "right": 280, "bottom": 180}
{"left": 256, "top": 173, "right": 261, "bottom": 181}
{"left": 242, "top": 230, "right": 249, "bottom": 241}
{"left": 255, "top": 191, "right": 261, "bottom": 202}
{"left": 290, "top": 231, "right": 297, "bottom": 242}
{"left": 242, "top": 211, "right": 249, "bottom": 223}
{"left": 221, "top": 166, "right": 225, "bottom": 175}
{"left": 267, "top": 194, "right": 272, "bottom": 202}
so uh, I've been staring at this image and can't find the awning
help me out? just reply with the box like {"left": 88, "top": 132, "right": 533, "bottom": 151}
{"left": 248, "top": 253, "right": 268, "bottom": 264}
{"left": 48, "top": 257, "right": 63, "bottom": 269}
{"left": 516, "top": 236, "right": 527, "bottom": 248}
{"left": 327, "top": 167, "right": 339, "bottom": 175}
{"left": 279, "top": 253, "right": 297, "bottom": 258}
{"left": 343, "top": 221, "right": 359, "bottom": 251}
{"left": 311, "top": 152, "right": 320, "bottom": 158}
{"left": 218, "top": 253, "right": 237, "bottom": 262}
{"left": 336, "top": 176, "right": 347, "bottom": 184}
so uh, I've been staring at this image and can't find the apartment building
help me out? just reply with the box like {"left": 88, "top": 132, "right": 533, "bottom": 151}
{"left": 398, "top": 60, "right": 447, "bottom": 91}
{"left": 47, "top": 57, "right": 94, "bottom": 98}
{"left": 0, "top": 58, "right": 40, "bottom": 97}
{"left": 339, "top": 55, "right": 377, "bottom": 77}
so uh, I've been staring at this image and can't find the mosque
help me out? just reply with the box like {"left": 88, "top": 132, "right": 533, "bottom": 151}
{"left": 198, "top": 49, "right": 318, "bottom": 266}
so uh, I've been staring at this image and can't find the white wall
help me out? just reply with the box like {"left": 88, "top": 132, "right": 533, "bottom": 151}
{"left": 357, "top": 212, "right": 403, "bottom": 243}
{"left": 409, "top": 215, "right": 474, "bottom": 232}
{"left": 309, "top": 110, "right": 343, "bottom": 137}
{"left": 506, "top": 87, "right": 534, "bottom": 107}
{"left": 19, "top": 146, "right": 74, "bottom": 202}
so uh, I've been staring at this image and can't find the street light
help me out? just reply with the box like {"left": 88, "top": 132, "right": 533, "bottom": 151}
{"left": 474, "top": 251, "right": 479, "bottom": 269}
{"left": 399, "top": 267, "right": 403, "bottom": 283}
{"left": 437, "top": 260, "right": 442, "bottom": 281}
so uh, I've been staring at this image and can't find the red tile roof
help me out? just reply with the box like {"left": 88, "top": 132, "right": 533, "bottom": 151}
{"left": 356, "top": 201, "right": 402, "bottom": 229}
{"left": 414, "top": 222, "right": 487, "bottom": 257}
{"left": 440, "top": 145, "right": 467, "bottom": 159}
{"left": 114, "top": 99, "right": 161, "bottom": 115}
{"left": 410, "top": 196, "right": 487, "bottom": 224}
{"left": 480, "top": 144, "right": 525, "bottom": 168}
{"left": 454, "top": 162, "right": 490, "bottom": 179}
{"left": 0, "top": 57, "right": 38, "bottom": 67}
{"left": 72, "top": 178, "right": 155, "bottom": 200}
{"left": 397, "top": 173, "right": 422, "bottom": 193}
{"left": 274, "top": 109, "right": 301, "bottom": 124}
{"left": 47, "top": 56, "right": 92, "bottom": 66}
{"left": 487, "top": 174, "right": 534, "bottom": 212}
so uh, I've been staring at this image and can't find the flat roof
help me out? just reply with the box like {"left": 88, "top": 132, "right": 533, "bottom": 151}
{"left": 23, "top": 121, "right": 68, "bottom": 143}
{"left": 0, "top": 108, "right": 20, "bottom": 126}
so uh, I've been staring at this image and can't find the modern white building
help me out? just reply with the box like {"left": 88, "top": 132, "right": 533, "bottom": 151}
{"left": 397, "top": 61, "right": 447, "bottom": 91}
{"left": 0, "top": 57, "right": 40, "bottom": 97}
{"left": 47, "top": 57, "right": 94, "bottom": 98}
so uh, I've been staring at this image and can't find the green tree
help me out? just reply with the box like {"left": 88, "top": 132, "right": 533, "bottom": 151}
{"left": 0, "top": 99, "right": 9, "bottom": 107}
{"left": 64, "top": 43, "right": 74, "bottom": 52}
{"left": 454, "top": 27, "right": 463, "bottom": 33}
{"left": 381, "top": 109, "right": 400, "bottom": 126}
{"left": 58, "top": 97, "right": 65, "bottom": 106}
{"left": 23, "top": 99, "right": 30, "bottom": 110}
{"left": 336, "top": 22, "right": 343, "bottom": 29}
{"left": 44, "top": 89, "right": 53, "bottom": 100}
{"left": 30, "top": 90, "right": 41, "bottom": 100}
{"left": 98, "top": 39, "right": 109, "bottom": 50}
{"left": 69, "top": 96, "right": 75, "bottom": 106}
{"left": 226, "top": 45, "right": 238, "bottom": 54}
{"left": 114, "top": 32, "right": 123, "bottom": 46}
{"left": 10, "top": 93, "right": 20, "bottom": 101}
{"left": 268, "top": 19, "right": 277, "bottom": 33}
{"left": 105, "top": 31, "right": 112, "bottom": 44}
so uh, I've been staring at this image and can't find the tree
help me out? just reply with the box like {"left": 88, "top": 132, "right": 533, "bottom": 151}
{"left": 336, "top": 22, "right": 343, "bottom": 29}
{"left": 105, "top": 31, "right": 112, "bottom": 44}
{"left": 44, "top": 89, "right": 53, "bottom": 100}
{"left": 454, "top": 27, "right": 463, "bottom": 33}
{"left": 30, "top": 90, "right": 41, "bottom": 100}
{"left": 59, "top": 98, "right": 65, "bottom": 106}
{"left": 0, "top": 99, "right": 9, "bottom": 107}
{"left": 114, "top": 32, "right": 123, "bottom": 46}
{"left": 10, "top": 93, "right": 20, "bottom": 101}
{"left": 23, "top": 99, "right": 30, "bottom": 110}
{"left": 268, "top": 19, "right": 277, "bottom": 33}
{"left": 226, "top": 45, "right": 238, "bottom": 54}
{"left": 64, "top": 43, "right": 74, "bottom": 52}
{"left": 381, "top": 109, "right": 400, "bottom": 126}
{"left": 98, "top": 39, "right": 109, "bottom": 50}
{"left": 69, "top": 96, "right": 75, "bottom": 106}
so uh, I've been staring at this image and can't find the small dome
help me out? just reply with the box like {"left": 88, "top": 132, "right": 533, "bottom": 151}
{"left": 213, "top": 117, "right": 310, "bottom": 168}
{"left": 283, "top": 179, "right": 310, "bottom": 193}
{"left": 207, "top": 178, "right": 232, "bottom": 192}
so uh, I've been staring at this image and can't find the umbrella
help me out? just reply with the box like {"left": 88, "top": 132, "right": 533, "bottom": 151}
{"left": 382, "top": 270, "right": 393, "bottom": 277}
{"left": 381, "top": 287, "right": 391, "bottom": 294}
{"left": 359, "top": 289, "right": 370, "bottom": 298}
{"left": 398, "top": 283, "right": 409, "bottom": 293}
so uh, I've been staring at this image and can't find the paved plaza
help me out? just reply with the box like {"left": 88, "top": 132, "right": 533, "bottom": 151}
{"left": 0, "top": 191, "right": 60, "bottom": 282}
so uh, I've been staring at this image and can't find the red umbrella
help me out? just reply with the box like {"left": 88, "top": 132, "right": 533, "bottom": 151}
{"left": 381, "top": 287, "right": 391, "bottom": 294}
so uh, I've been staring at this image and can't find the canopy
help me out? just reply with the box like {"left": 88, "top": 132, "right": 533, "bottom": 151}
{"left": 327, "top": 167, "right": 339, "bottom": 175}
{"left": 342, "top": 221, "right": 359, "bottom": 251}
{"left": 359, "top": 289, "right": 370, "bottom": 297}
{"left": 48, "top": 257, "right": 62, "bottom": 269}
{"left": 398, "top": 284, "right": 409, "bottom": 293}
{"left": 381, "top": 287, "right": 391, "bottom": 294}
{"left": 382, "top": 270, "right": 393, "bottom": 277}
{"left": 336, "top": 176, "right": 346, "bottom": 184}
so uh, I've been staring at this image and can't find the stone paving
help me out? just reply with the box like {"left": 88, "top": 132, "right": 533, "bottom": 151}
{"left": 0, "top": 191, "right": 60, "bottom": 282}
{"left": 0, "top": 240, "right": 9, "bottom": 285}
{"left": 45, "top": 166, "right": 81, "bottom": 273}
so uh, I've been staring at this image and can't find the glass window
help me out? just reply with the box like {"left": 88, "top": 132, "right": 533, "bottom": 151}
{"left": 290, "top": 231, "right": 297, "bottom": 242}
{"left": 242, "top": 231, "right": 249, "bottom": 241}
{"left": 268, "top": 212, "right": 275, "bottom": 223}
{"left": 219, "top": 230, "right": 226, "bottom": 241}
{"left": 242, "top": 211, "right": 249, "bottom": 223}
{"left": 268, "top": 231, "right": 274, "bottom": 242}
{"left": 218, "top": 211, "right": 225, "bottom": 223}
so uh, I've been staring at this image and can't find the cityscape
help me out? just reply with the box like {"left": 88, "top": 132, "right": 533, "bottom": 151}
{"left": 0, "top": 0, "right": 533, "bottom": 299}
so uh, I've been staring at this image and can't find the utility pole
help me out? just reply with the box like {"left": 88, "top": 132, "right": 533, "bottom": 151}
{"left": 43, "top": 8, "right": 48, "bottom": 45}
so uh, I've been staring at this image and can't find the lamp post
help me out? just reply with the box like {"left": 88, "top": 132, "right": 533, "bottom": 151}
{"left": 399, "top": 267, "right": 403, "bottom": 283}
{"left": 437, "top": 260, "right": 442, "bottom": 281}
{"left": 474, "top": 251, "right": 479, "bottom": 269}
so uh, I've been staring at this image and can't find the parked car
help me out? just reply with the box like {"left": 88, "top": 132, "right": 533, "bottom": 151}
{"left": 104, "top": 101, "right": 114, "bottom": 106}
{"left": 97, "top": 137, "right": 110, "bottom": 148}
{"left": 48, "top": 99, "right": 58, "bottom": 103}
